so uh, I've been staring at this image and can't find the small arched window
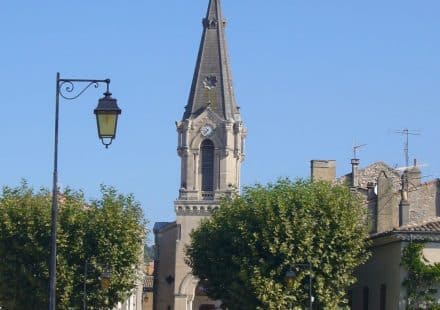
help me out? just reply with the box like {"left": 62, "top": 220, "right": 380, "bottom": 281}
{"left": 201, "top": 140, "right": 214, "bottom": 191}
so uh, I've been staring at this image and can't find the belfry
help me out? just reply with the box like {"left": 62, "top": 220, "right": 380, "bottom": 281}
{"left": 153, "top": 0, "right": 246, "bottom": 309}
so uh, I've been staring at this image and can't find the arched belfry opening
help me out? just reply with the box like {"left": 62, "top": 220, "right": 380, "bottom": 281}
{"left": 201, "top": 140, "right": 215, "bottom": 192}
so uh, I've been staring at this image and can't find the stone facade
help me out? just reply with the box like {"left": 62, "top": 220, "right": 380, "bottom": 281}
{"left": 310, "top": 160, "right": 336, "bottom": 182}
{"left": 337, "top": 160, "right": 440, "bottom": 232}
{"left": 318, "top": 159, "right": 440, "bottom": 309}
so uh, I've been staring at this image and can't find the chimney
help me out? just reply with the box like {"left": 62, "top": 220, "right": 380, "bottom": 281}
{"left": 406, "top": 159, "right": 421, "bottom": 187}
{"left": 399, "top": 171, "right": 410, "bottom": 226}
{"left": 311, "top": 160, "right": 336, "bottom": 182}
{"left": 351, "top": 158, "right": 360, "bottom": 187}
{"left": 377, "top": 171, "right": 397, "bottom": 232}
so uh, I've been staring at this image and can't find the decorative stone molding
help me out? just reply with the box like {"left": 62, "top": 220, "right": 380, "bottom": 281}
{"left": 224, "top": 121, "right": 233, "bottom": 131}
{"left": 177, "top": 147, "right": 189, "bottom": 157}
{"left": 174, "top": 204, "right": 220, "bottom": 216}
{"left": 233, "top": 121, "right": 242, "bottom": 134}
{"left": 203, "top": 18, "right": 218, "bottom": 29}
{"left": 178, "top": 190, "right": 199, "bottom": 201}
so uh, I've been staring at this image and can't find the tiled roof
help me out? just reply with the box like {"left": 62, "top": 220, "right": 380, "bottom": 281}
{"left": 371, "top": 218, "right": 440, "bottom": 241}
{"left": 153, "top": 222, "right": 174, "bottom": 233}
{"left": 397, "top": 218, "right": 440, "bottom": 233}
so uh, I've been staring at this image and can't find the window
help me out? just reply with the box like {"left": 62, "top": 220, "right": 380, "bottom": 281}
{"left": 176, "top": 224, "right": 181, "bottom": 241}
{"left": 363, "top": 287, "right": 369, "bottom": 310}
{"left": 201, "top": 140, "right": 214, "bottom": 191}
{"left": 380, "top": 284, "right": 387, "bottom": 310}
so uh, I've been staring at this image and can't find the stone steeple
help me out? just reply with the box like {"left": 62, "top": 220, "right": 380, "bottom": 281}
{"left": 183, "top": 0, "right": 240, "bottom": 121}
{"left": 176, "top": 0, "right": 245, "bottom": 204}
{"left": 155, "top": 2, "right": 245, "bottom": 308}
{"left": 167, "top": 1, "right": 245, "bottom": 308}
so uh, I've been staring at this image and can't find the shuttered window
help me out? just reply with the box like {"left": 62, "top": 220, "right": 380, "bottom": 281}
{"left": 363, "top": 287, "right": 369, "bottom": 310}
{"left": 201, "top": 140, "right": 214, "bottom": 191}
{"left": 380, "top": 284, "right": 387, "bottom": 310}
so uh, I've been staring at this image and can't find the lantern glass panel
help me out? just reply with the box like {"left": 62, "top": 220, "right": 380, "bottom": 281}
{"left": 97, "top": 113, "right": 117, "bottom": 138}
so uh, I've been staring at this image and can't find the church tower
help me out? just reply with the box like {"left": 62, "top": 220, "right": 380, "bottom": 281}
{"left": 153, "top": 1, "right": 245, "bottom": 309}
{"left": 174, "top": 0, "right": 246, "bottom": 307}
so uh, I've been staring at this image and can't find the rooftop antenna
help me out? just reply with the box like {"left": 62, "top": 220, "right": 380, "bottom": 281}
{"left": 351, "top": 143, "right": 366, "bottom": 188}
{"left": 353, "top": 144, "right": 367, "bottom": 160}
{"left": 394, "top": 128, "right": 420, "bottom": 168}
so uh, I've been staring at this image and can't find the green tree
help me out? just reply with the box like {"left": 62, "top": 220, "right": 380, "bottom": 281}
{"left": 0, "top": 182, "right": 147, "bottom": 310}
{"left": 402, "top": 242, "right": 440, "bottom": 309}
{"left": 186, "top": 179, "right": 370, "bottom": 310}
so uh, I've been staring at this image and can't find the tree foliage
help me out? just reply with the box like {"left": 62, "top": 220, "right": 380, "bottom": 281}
{"left": 402, "top": 242, "right": 440, "bottom": 309}
{"left": 0, "top": 181, "right": 147, "bottom": 310}
{"left": 186, "top": 179, "right": 370, "bottom": 310}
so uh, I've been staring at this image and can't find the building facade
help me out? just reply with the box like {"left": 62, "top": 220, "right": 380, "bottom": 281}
{"left": 154, "top": 1, "right": 246, "bottom": 309}
{"left": 312, "top": 159, "right": 440, "bottom": 309}
{"left": 152, "top": 1, "right": 440, "bottom": 308}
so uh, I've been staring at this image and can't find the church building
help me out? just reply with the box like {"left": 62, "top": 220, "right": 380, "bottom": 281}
{"left": 153, "top": 1, "right": 246, "bottom": 309}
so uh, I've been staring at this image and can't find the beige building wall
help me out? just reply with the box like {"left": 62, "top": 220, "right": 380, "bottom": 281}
{"left": 422, "top": 242, "right": 440, "bottom": 302}
{"left": 352, "top": 240, "right": 440, "bottom": 309}
{"left": 173, "top": 214, "right": 211, "bottom": 309}
{"left": 351, "top": 240, "right": 405, "bottom": 309}
{"left": 143, "top": 291, "right": 153, "bottom": 310}
{"left": 154, "top": 223, "right": 178, "bottom": 310}
{"left": 310, "top": 160, "right": 336, "bottom": 182}
{"left": 422, "top": 242, "right": 440, "bottom": 264}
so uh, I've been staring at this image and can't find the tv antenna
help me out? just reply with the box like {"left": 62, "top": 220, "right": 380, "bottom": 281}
{"left": 394, "top": 128, "right": 420, "bottom": 169}
{"left": 395, "top": 160, "right": 428, "bottom": 171}
{"left": 353, "top": 144, "right": 367, "bottom": 160}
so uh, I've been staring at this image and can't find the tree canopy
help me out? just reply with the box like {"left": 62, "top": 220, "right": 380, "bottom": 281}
{"left": 402, "top": 242, "right": 440, "bottom": 309}
{"left": 186, "top": 179, "right": 370, "bottom": 310}
{"left": 0, "top": 181, "right": 147, "bottom": 310}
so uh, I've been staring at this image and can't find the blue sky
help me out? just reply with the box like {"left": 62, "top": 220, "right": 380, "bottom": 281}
{"left": 1, "top": 1, "right": 439, "bottom": 238}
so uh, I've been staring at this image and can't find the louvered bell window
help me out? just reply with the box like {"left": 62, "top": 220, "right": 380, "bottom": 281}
{"left": 201, "top": 140, "right": 214, "bottom": 191}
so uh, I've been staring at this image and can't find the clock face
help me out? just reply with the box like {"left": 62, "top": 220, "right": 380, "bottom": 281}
{"left": 200, "top": 125, "right": 213, "bottom": 137}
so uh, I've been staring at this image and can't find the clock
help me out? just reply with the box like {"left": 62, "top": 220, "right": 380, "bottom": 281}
{"left": 200, "top": 125, "right": 213, "bottom": 137}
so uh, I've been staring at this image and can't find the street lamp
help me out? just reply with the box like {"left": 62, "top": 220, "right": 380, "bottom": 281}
{"left": 94, "top": 92, "right": 121, "bottom": 148}
{"left": 285, "top": 263, "right": 313, "bottom": 310}
{"left": 49, "top": 73, "right": 121, "bottom": 310}
{"left": 100, "top": 269, "right": 112, "bottom": 290}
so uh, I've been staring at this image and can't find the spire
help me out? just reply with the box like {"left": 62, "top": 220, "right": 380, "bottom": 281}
{"left": 183, "top": 0, "right": 239, "bottom": 121}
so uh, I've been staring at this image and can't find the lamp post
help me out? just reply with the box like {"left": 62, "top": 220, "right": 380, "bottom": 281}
{"left": 100, "top": 267, "right": 112, "bottom": 307}
{"left": 49, "top": 72, "right": 121, "bottom": 310}
{"left": 285, "top": 263, "right": 313, "bottom": 310}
